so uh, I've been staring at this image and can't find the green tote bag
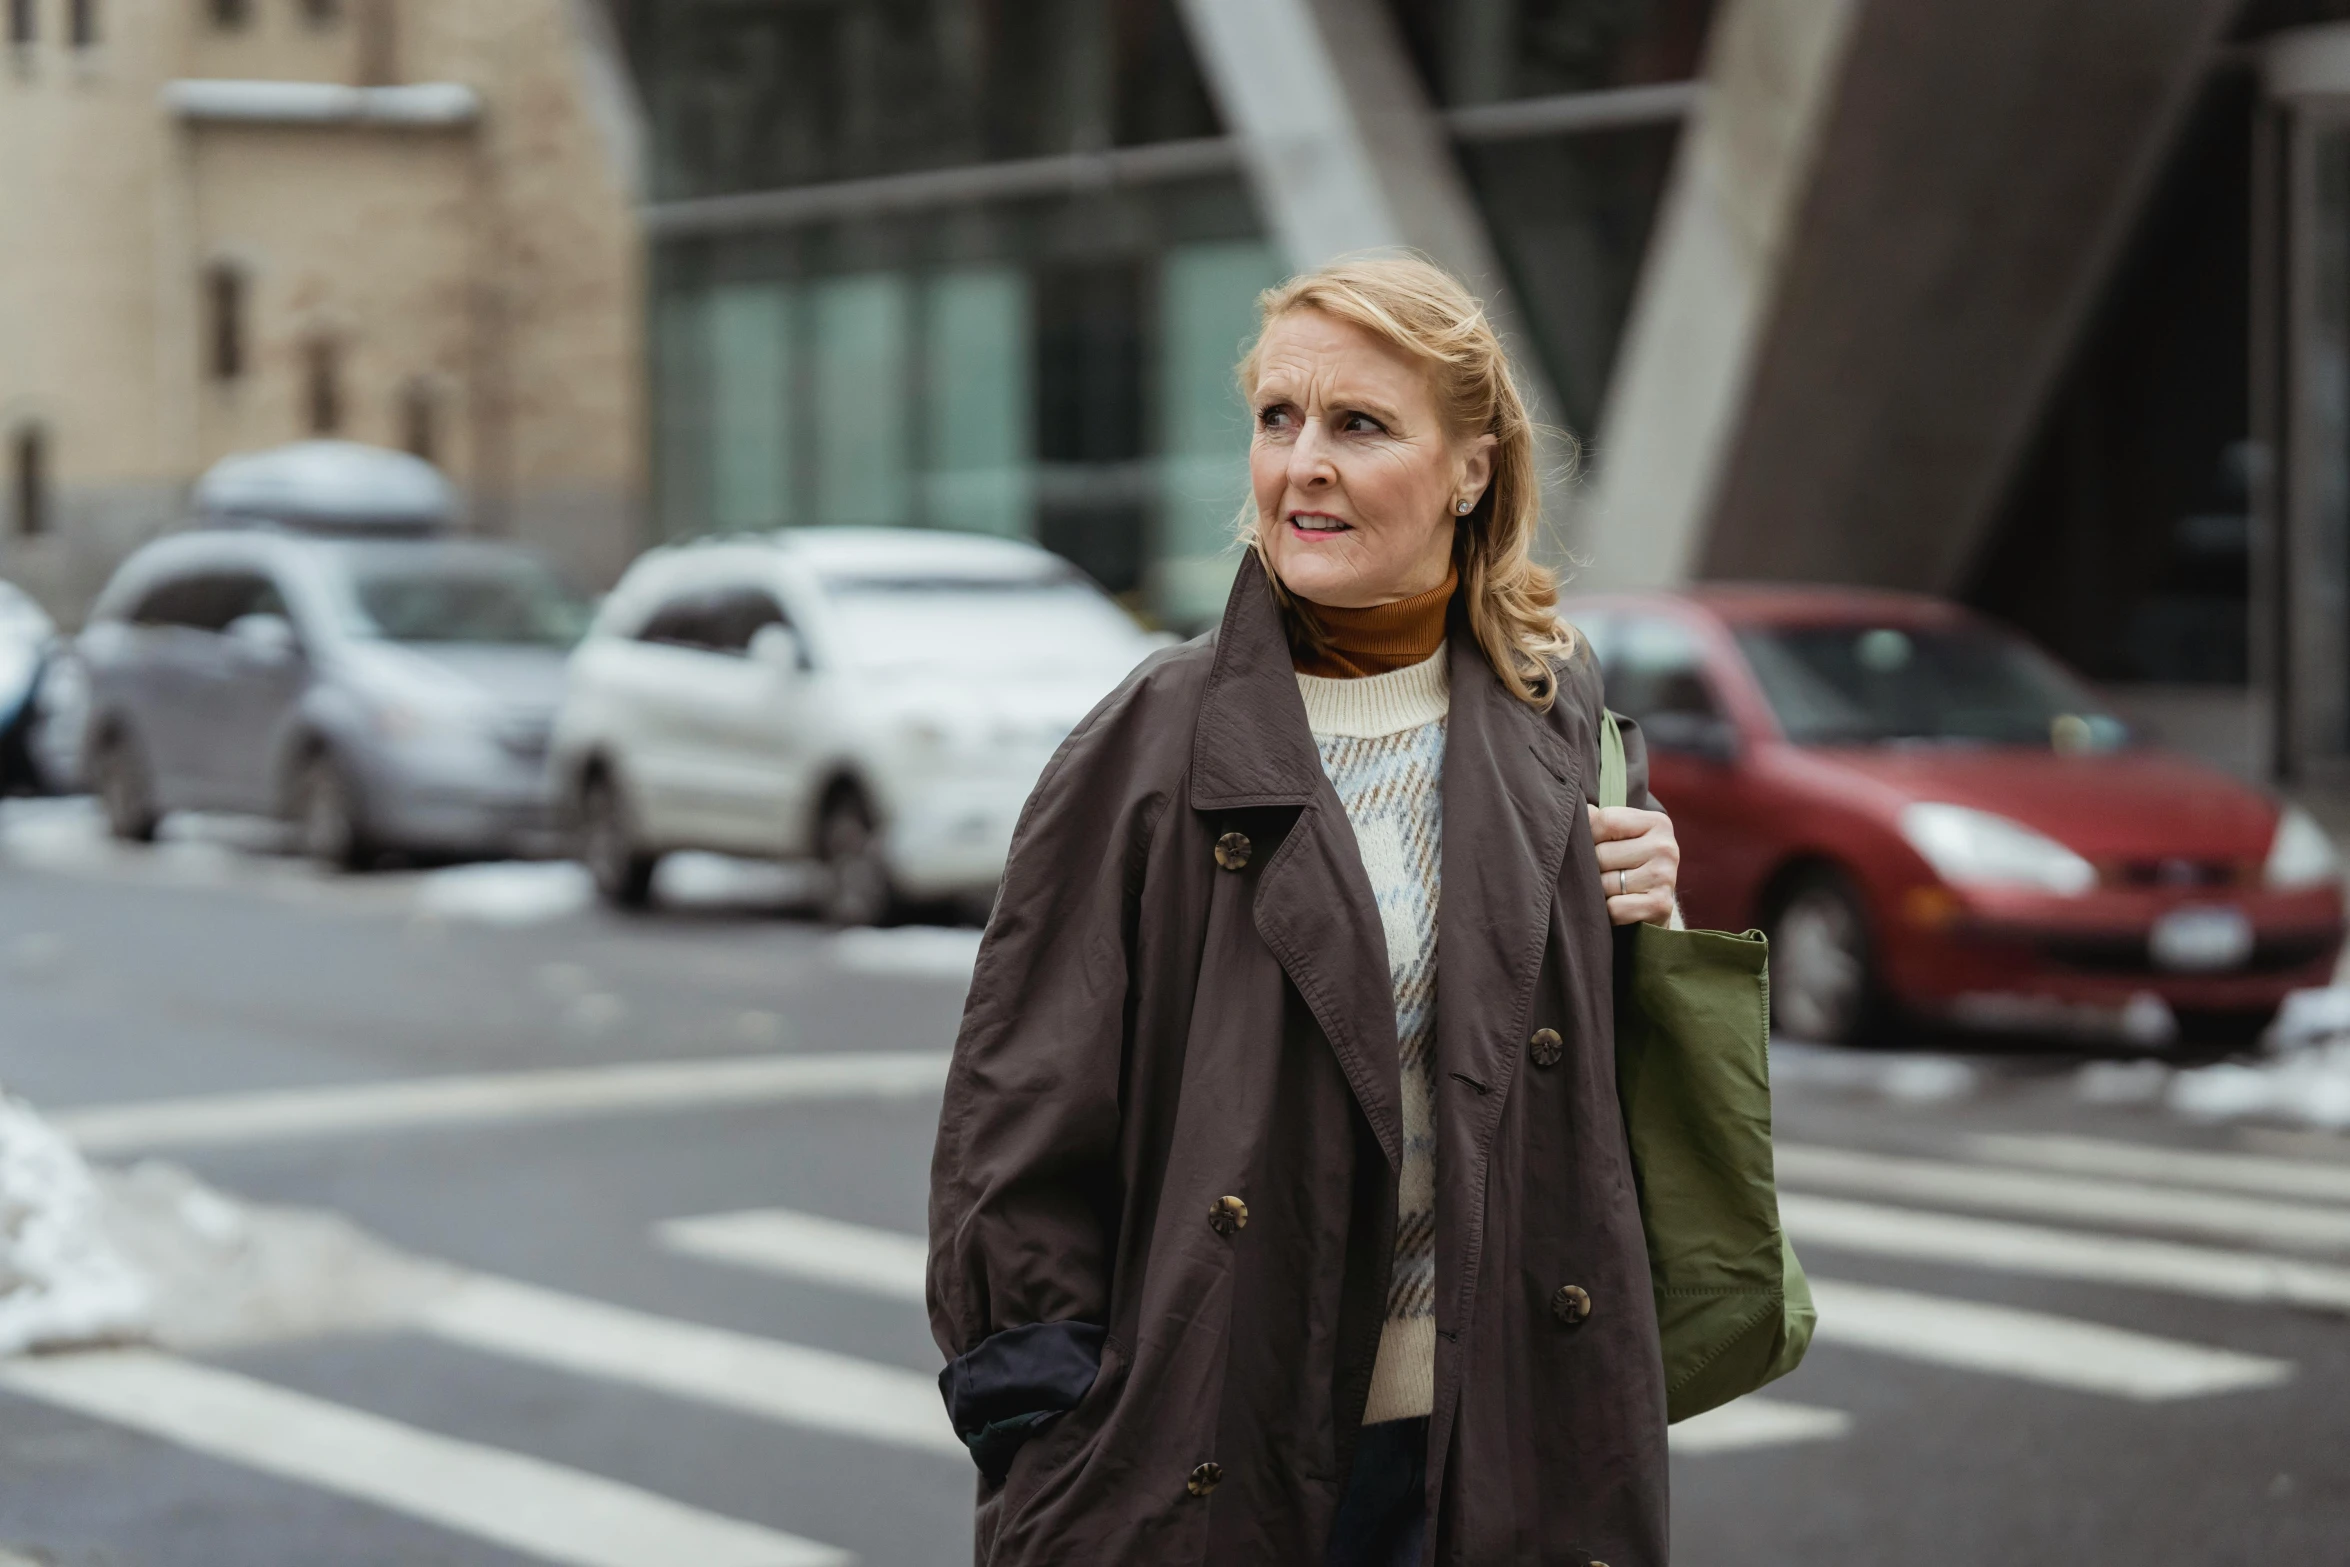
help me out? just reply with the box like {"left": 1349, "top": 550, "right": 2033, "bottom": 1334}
{"left": 1599, "top": 710, "right": 1815, "bottom": 1423}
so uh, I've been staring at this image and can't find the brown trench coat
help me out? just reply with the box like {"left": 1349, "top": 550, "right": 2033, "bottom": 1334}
{"left": 928, "top": 554, "right": 1669, "bottom": 1566}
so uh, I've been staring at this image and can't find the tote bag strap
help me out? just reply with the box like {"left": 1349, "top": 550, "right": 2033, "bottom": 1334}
{"left": 1598, "top": 708, "right": 1629, "bottom": 812}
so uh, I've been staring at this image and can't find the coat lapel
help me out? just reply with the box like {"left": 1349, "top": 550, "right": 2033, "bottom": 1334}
{"left": 1192, "top": 553, "right": 1407, "bottom": 1168}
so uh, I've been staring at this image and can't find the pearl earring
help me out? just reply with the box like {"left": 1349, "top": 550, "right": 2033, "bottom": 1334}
{"left": 1456, "top": 499, "right": 1473, "bottom": 515}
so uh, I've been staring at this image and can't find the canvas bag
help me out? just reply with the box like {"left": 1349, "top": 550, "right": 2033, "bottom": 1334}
{"left": 1599, "top": 710, "right": 1816, "bottom": 1422}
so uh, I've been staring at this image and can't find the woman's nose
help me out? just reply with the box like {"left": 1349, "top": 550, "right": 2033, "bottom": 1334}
{"left": 1288, "top": 419, "right": 1337, "bottom": 486}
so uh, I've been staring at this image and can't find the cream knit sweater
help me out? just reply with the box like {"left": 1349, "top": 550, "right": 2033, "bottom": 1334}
{"left": 1296, "top": 647, "right": 1449, "bottom": 1425}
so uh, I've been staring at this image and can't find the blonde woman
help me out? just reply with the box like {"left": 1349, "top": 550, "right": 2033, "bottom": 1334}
{"left": 929, "top": 257, "right": 1681, "bottom": 1566}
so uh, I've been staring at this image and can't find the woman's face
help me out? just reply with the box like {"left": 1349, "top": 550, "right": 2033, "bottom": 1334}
{"left": 1249, "top": 308, "right": 1494, "bottom": 609}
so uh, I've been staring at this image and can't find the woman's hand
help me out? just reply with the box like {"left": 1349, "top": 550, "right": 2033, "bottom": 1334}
{"left": 1588, "top": 804, "right": 1680, "bottom": 927}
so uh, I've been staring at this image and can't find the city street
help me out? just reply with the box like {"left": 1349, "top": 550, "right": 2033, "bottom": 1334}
{"left": 0, "top": 802, "right": 2344, "bottom": 1566}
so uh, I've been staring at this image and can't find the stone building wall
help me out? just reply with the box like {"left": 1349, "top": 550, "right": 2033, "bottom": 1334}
{"left": 0, "top": 0, "right": 644, "bottom": 622}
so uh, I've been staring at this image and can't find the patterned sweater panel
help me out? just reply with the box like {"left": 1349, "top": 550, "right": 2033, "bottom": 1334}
{"left": 1297, "top": 648, "right": 1448, "bottom": 1424}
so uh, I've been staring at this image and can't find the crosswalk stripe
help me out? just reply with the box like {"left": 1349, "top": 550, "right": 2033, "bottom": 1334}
{"left": 1776, "top": 1143, "right": 2350, "bottom": 1256}
{"left": 416, "top": 1274, "right": 964, "bottom": 1459}
{"left": 1783, "top": 1194, "right": 2350, "bottom": 1311}
{"left": 1667, "top": 1397, "right": 1851, "bottom": 1454}
{"left": 50, "top": 1052, "right": 953, "bottom": 1154}
{"left": 657, "top": 1209, "right": 929, "bottom": 1302}
{"left": 0, "top": 1349, "right": 852, "bottom": 1567}
{"left": 1807, "top": 1278, "right": 2293, "bottom": 1398}
{"left": 1965, "top": 1133, "right": 2350, "bottom": 1206}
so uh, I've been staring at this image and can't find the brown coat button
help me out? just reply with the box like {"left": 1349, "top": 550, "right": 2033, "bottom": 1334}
{"left": 1187, "top": 1460, "right": 1224, "bottom": 1497}
{"left": 1529, "top": 1028, "right": 1564, "bottom": 1067}
{"left": 1214, "top": 831, "right": 1252, "bottom": 871}
{"left": 1551, "top": 1284, "right": 1592, "bottom": 1325}
{"left": 1208, "top": 1195, "right": 1249, "bottom": 1235}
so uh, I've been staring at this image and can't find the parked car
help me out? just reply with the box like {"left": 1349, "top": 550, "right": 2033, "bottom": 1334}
{"left": 0, "top": 580, "right": 59, "bottom": 795}
{"left": 78, "top": 442, "right": 588, "bottom": 866}
{"left": 552, "top": 527, "right": 1167, "bottom": 921}
{"left": 1563, "top": 586, "right": 2347, "bottom": 1049}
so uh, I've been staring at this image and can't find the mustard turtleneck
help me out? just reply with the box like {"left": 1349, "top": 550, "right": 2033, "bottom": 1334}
{"left": 1289, "top": 565, "right": 1457, "bottom": 679}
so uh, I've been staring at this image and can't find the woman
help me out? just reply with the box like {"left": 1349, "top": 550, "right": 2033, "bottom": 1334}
{"left": 928, "top": 257, "right": 1682, "bottom": 1566}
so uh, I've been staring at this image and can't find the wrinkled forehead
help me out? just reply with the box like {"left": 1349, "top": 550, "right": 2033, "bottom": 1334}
{"left": 1249, "top": 307, "right": 1437, "bottom": 412}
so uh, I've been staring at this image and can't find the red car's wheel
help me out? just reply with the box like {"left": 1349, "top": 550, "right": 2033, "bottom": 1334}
{"left": 1769, "top": 867, "right": 1878, "bottom": 1045}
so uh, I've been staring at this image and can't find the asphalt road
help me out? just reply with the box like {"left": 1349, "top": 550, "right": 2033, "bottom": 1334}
{"left": 0, "top": 801, "right": 2343, "bottom": 1566}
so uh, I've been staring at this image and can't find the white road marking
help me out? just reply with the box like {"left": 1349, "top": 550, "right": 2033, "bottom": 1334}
{"left": 0, "top": 1349, "right": 851, "bottom": 1567}
{"left": 1807, "top": 1278, "right": 2293, "bottom": 1399}
{"left": 1966, "top": 1132, "right": 2350, "bottom": 1206}
{"left": 416, "top": 1274, "right": 964, "bottom": 1459}
{"left": 1776, "top": 1143, "right": 2350, "bottom": 1256}
{"left": 656, "top": 1208, "right": 930, "bottom": 1302}
{"left": 1783, "top": 1194, "right": 2350, "bottom": 1312}
{"left": 52, "top": 1052, "right": 952, "bottom": 1154}
{"left": 1667, "top": 1397, "right": 1851, "bottom": 1455}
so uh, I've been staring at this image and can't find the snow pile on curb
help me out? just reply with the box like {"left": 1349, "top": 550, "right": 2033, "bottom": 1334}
{"left": 2, "top": 1087, "right": 455, "bottom": 1359}
{"left": 95, "top": 1161, "right": 455, "bottom": 1350}
{"left": 411, "top": 861, "right": 594, "bottom": 926}
{"left": 2073, "top": 987, "right": 2350, "bottom": 1131}
{"left": 0, "top": 1089, "right": 150, "bottom": 1355}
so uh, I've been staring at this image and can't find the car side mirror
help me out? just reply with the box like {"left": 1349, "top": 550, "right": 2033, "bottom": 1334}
{"left": 1641, "top": 709, "right": 1740, "bottom": 765}
{"left": 748, "top": 623, "right": 805, "bottom": 672}
{"left": 225, "top": 612, "right": 300, "bottom": 663}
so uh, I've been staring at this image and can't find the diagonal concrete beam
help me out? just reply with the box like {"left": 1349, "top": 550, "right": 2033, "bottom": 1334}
{"left": 1582, "top": 0, "right": 2240, "bottom": 593}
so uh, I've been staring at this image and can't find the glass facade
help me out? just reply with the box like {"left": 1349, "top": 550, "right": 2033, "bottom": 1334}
{"left": 624, "top": 0, "right": 1704, "bottom": 629}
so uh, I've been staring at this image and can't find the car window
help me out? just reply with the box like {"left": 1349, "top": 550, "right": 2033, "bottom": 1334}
{"left": 1734, "top": 620, "right": 2129, "bottom": 749}
{"left": 342, "top": 555, "right": 586, "bottom": 647}
{"left": 638, "top": 585, "right": 790, "bottom": 656}
{"left": 637, "top": 590, "right": 717, "bottom": 652}
{"left": 1592, "top": 616, "right": 1722, "bottom": 725}
{"left": 130, "top": 570, "right": 283, "bottom": 634}
{"left": 701, "top": 588, "right": 790, "bottom": 654}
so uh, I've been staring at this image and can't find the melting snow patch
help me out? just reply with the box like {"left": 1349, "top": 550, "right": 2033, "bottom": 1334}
{"left": 0, "top": 1090, "right": 150, "bottom": 1355}
{"left": 411, "top": 861, "right": 593, "bottom": 926}
{"left": 655, "top": 851, "right": 813, "bottom": 910}
{"left": 95, "top": 1162, "right": 454, "bottom": 1349}
{"left": 1767, "top": 1041, "right": 1979, "bottom": 1104}
{"left": 2168, "top": 1038, "right": 2350, "bottom": 1131}
{"left": 830, "top": 925, "right": 984, "bottom": 982}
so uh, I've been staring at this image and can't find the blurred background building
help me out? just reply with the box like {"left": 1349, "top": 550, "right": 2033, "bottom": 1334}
{"left": 21, "top": 1, "right": 2350, "bottom": 791}
{"left": 0, "top": 0, "right": 646, "bottom": 615}
{"left": 613, "top": 0, "right": 2350, "bottom": 790}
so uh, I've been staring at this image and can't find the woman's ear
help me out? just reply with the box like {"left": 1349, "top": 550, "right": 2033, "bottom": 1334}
{"left": 1458, "top": 432, "right": 1498, "bottom": 511}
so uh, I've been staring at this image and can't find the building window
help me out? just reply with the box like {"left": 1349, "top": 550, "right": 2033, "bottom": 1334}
{"left": 12, "top": 426, "right": 47, "bottom": 539}
{"left": 207, "top": 0, "right": 247, "bottom": 29}
{"left": 204, "top": 263, "right": 247, "bottom": 382}
{"left": 69, "top": 0, "right": 94, "bottom": 46}
{"left": 399, "top": 378, "right": 436, "bottom": 463}
{"left": 304, "top": 337, "right": 343, "bottom": 436}
{"left": 8, "top": 0, "right": 35, "bottom": 46}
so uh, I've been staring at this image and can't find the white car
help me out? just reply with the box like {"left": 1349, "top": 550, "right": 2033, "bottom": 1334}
{"left": 551, "top": 528, "right": 1169, "bottom": 920}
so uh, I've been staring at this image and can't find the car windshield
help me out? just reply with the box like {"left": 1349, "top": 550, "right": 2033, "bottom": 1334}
{"left": 1735, "top": 621, "right": 2129, "bottom": 749}
{"left": 822, "top": 574, "right": 1144, "bottom": 676}
{"left": 341, "top": 554, "right": 590, "bottom": 647}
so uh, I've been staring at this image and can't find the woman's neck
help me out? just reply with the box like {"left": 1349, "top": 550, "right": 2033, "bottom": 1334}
{"left": 1291, "top": 565, "right": 1457, "bottom": 679}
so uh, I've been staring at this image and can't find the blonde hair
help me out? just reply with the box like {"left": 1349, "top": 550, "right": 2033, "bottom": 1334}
{"left": 1236, "top": 254, "right": 1574, "bottom": 709}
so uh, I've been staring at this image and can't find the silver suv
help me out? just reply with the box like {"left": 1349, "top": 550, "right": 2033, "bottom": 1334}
{"left": 78, "top": 445, "right": 588, "bottom": 866}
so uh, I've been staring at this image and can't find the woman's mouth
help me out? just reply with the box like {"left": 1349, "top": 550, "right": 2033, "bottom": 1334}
{"left": 1288, "top": 512, "right": 1351, "bottom": 538}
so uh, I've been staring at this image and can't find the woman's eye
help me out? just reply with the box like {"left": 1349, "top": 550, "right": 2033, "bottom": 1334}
{"left": 1257, "top": 406, "right": 1295, "bottom": 431}
{"left": 1341, "top": 412, "right": 1385, "bottom": 435}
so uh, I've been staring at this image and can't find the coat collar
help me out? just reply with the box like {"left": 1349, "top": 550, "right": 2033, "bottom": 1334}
{"left": 1190, "top": 550, "right": 1327, "bottom": 811}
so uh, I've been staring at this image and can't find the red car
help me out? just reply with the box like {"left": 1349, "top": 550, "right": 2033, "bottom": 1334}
{"left": 1561, "top": 586, "right": 2346, "bottom": 1049}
